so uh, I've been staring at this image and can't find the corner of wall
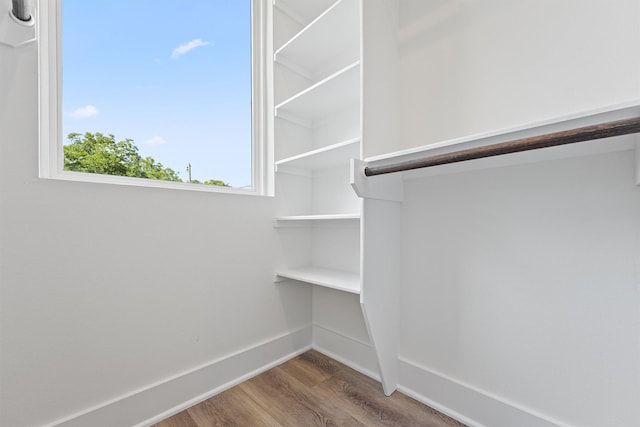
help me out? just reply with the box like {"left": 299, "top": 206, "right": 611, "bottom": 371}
{"left": 48, "top": 326, "right": 312, "bottom": 427}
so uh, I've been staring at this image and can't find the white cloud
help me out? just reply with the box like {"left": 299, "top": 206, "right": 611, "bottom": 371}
{"left": 171, "top": 39, "right": 210, "bottom": 59}
{"left": 145, "top": 136, "right": 167, "bottom": 146}
{"left": 70, "top": 105, "right": 99, "bottom": 119}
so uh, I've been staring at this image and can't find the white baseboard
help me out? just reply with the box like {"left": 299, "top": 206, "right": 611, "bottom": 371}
{"left": 311, "top": 327, "right": 565, "bottom": 427}
{"left": 397, "top": 357, "right": 571, "bottom": 427}
{"left": 45, "top": 325, "right": 573, "bottom": 427}
{"left": 48, "top": 325, "right": 312, "bottom": 427}
{"left": 311, "top": 323, "right": 380, "bottom": 381}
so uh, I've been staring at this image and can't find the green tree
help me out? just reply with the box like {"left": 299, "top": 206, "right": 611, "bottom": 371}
{"left": 64, "top": 132, "right": 232, "bottom": 186}
{"left": 64, "top": 132, "right": 181, "bottom": 182}
{"left": 184, "top": 178, "right": 230, "bottom": 187}
{"left": 203, "top": 179, "right": 229, "bottom": 187}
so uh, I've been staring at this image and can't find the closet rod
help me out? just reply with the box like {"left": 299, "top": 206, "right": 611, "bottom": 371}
{"left": 11, "top": 0, "right": 31, "bottom": 22}
{"left": 364, "top": 116, "right": 640, "bottom": 177}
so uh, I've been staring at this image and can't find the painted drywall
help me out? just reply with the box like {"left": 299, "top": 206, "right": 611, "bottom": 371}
{"left": 0, "top": 19, "right": 311, "bottom": 427}
{"left": 396, "top": 0, "right": 640, "bottom": 425}
{"left": 400, "top": 150, "right": 640, "bottom": 426}
{"left": 398, "top": 0, "right": 640, "bottom": 151}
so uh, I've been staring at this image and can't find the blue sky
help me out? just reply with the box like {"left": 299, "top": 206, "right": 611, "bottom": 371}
{"left": 62, "top": 0, "right": 252, "bottom": 187}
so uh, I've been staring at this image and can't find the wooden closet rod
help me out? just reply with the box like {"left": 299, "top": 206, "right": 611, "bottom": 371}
{"left": 364, "top": 116, "right": 640, "bottom": 177}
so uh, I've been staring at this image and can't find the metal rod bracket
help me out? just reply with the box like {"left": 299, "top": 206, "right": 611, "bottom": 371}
{"left": 1, "top": 2, "right": 35, "bottom": 48}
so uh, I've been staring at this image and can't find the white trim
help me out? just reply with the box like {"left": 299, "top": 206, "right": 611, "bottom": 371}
{"left": 37, "top": 0, "right": 60, "bottom": 179}
{"left": 38, "top": 170, "right": 268, "bottom": 196}
{"left": 39, "top": 324, "right": 577, "bottom": 427}
{"left": 311, "top": 324, "right": 380, "bottom": 381}
{"left": 313, "top": 323, "right": 372, "bottom": 348}
{"left": 252, "top": 0, "right": 275, "bottom": 196}
{"left": 47, "top": 325, "right": 312, "bottom": 427}
{"left": 38, "top": 0, "right": 272, "bottom": 196}
{"left": 397, "top": 357, "right": 572, "bottom": 427}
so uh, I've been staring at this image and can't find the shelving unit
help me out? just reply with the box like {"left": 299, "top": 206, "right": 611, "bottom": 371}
{"left": 272, "top": 0, "right": 401, "bottom": 397}
{"left": 273, "top": 0, "right": 362, "bottom": 295}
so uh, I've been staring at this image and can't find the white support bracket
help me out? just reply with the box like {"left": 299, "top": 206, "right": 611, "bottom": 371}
{"left": 350, "top": 157, "right": 403, "bottom": 395}
{"left": 0, "top": 5, "right": 35, "bottom": 48}
{"left": 350, "top": 159, "right": 403, "bottom": 202}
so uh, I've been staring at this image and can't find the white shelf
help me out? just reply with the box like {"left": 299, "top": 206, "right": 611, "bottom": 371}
{"left": 275, "top": 62, "right": 360, "bottom": 127}
{"left": 275, "top": 0, "right": 359, "bottom": 76}
{"left": 275, "top": 213, "right": 360, "bottom": 221}
{"left": 273, "top": 0, "right": 337, "bottom": 28}
{"left": 364, "top": 101, "right": 640, "bottom": 180}
{"left": 274, "top": 213, "right": 360, "bottom": 227}
{"left": 276, "top": 138, "right": 360, "bottom": 173}
{"left": 275, "top": 266, "right": 361, "bottom": 294}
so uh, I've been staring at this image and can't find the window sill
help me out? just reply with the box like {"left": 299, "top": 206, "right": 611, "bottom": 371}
{"left": 41, "top": 170, "right": 269, "bottom": 197}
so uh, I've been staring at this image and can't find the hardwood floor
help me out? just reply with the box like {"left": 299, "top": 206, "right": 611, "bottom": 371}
{"left": 152, "top": 350, "right": 465, "bottom": 427}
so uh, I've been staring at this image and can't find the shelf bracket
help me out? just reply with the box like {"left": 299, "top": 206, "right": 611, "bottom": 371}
{"left": 351, "top": 159, "right": 403, "bottom": 202}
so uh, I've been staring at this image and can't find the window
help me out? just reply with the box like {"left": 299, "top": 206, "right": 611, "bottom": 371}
{"left": 39, "top": 0, "right": 271, "bottom": 195}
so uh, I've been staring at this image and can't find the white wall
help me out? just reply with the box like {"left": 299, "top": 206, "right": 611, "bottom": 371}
{"left": 0, "top": 20, "right": 311, "bottom": 427}
{"left": 398, "top": 0, "right": 640, "bottom": 150}
{"left": 401, "top": 151, "right": 640, "bottom": 426}
{"left": 3, "top": 1, "right": 640, "bottom": 425}
{"left": 397, "top": 0, "right": 640, "bottom": 425}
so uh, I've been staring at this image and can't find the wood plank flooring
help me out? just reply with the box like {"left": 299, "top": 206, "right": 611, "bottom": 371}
{"left": 153, "top": 350, "right": 465, "bottom": 427}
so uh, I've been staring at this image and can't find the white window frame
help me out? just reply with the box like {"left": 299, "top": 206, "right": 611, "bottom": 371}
{"left": 38, "top": 0, "right": 273, "bottom": 196}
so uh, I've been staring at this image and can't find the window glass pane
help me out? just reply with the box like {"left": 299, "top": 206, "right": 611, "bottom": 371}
{"left": 62, "top": 0, "right": 252, "bottom": 188}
